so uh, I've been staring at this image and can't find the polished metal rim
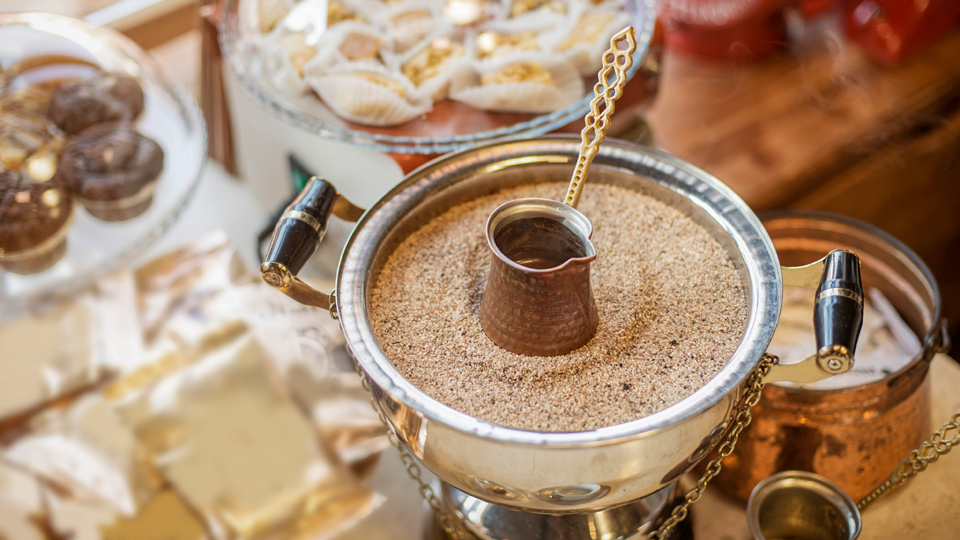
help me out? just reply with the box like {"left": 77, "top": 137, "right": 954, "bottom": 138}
{"left": 337, "top": 135, "right": 782, "bottom": 445}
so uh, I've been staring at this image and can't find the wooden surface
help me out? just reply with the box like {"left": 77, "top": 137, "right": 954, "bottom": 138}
{"left": 648, "top": 28, "right": 960, "bottom": 349}
{"left": 690, "top": 355, "right": 960, "bottom": 539}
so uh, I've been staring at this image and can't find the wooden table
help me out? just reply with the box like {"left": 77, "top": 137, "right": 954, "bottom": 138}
{"left": 648, "top": 27, "right": 960, "bottom": 353}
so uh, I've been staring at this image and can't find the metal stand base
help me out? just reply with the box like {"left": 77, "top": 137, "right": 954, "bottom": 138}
{"left": 424, "top": 482, "right": 694, "bottom": 540}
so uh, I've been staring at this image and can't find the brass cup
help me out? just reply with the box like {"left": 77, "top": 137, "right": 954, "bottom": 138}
{"left": 479, "top": 198, "right": 598, "bottom": 357}
{"left": 747, "top": 471, "right": 862, "bottom": 540}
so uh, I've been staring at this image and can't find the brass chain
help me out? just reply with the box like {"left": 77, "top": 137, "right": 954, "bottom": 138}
{"left": 654, "top": 353, "right": 779, "bottom": 540}
{"left": 349, "top": 349, "right": 468, "bottom": 540}
{"left": 857, "top": 411, "right": 960, "bottom": 512}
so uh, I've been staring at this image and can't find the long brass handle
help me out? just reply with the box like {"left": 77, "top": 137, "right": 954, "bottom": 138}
{"left": 564, "top": 26, "right": 636, "bottom": 209}
{"left": 260, "top": 177, "right": 364, "bottom": 311}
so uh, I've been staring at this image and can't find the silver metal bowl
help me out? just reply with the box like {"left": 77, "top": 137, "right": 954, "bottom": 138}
{"left": 333, "top": 136, "right": 782, "bottom": 512}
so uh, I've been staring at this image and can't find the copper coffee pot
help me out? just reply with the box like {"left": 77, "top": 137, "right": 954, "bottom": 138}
{"left": 479, "top": 27, "right": 636, "bottom": 357}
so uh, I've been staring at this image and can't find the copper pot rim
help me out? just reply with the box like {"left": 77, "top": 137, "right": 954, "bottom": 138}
{"left": 760, "top": 210, "right": 947, "bottom": 400}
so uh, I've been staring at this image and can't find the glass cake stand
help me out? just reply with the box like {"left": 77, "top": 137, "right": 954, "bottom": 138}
{"left": 0, "top": 13, "right": 207, "bottom": 317}
{"left": 218, "top": 0, "right": 658, "bottom": 155}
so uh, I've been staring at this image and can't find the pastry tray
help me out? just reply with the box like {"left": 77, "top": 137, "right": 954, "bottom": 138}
{"left": 0, "top": 13, "right": 207, "bottom": 317}
{"left": 219, "top": 0, "right": 658, "bottom": 155}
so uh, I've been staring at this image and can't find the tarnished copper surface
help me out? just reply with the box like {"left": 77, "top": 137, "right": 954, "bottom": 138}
{"left": 710, "top": 212, "right": 947, "bottom": 502}
{"left": 717, "top": 360, "right": 931, "bottom": 502}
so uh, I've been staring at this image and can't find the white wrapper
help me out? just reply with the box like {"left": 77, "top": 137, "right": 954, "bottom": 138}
{"left": 257, "top": 0, "right": 377, "bottom": 94}
{"left": 439, "top": 0, "right": 505, "bottom": 26}
{"left": 4, "top": 394, "right": 154, "bottom": 516}
{"left": 376, "top": 0, "right": 445, "bottom": 53}
{"left": 0, "top": 270, "right": 142, "bottom": 423}
{"left": 116, "top": 331, "right": 383, "bottom": 540}
{"left": 449, "top": 51, "right": 583, "bottom": 113}
{"left": 465, "top": 11, "right": 562, "bottom": 62}
{"left": 0, "top": 507, "right": 46, "bottom": 540}
{"left": 258, "top": 30, "right": 316, "bottom": 94}
{"left": 0, "top": 460, "right": 45, "bottom": 540}
{"left": 307, "top": 64, "right": 432, "bottom": 126}
{"left": 304, "top": 21, "right": 393, "bottom": 75}
{"left": 257, "top": 0, "right": 298, "bottom": 33}
{"left": 546, "top": 4, "right": 630, "bottom": 75}
{"left": 45, "top": 491, "right": 119, "bottom": 540}
{"left": 505, "top": 0, "right": 572, "bottom": 18}
{"left": 398, "top": 33, "right": 467, "bottom": 100}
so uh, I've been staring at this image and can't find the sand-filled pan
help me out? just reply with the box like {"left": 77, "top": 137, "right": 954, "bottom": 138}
{"left": 262, "top": 135, "right": 784, "bottom": 512}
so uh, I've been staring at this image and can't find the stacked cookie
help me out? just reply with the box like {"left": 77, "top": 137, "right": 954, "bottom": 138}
{"left": 0, "top": 69, "right": 164, "bottom": 274}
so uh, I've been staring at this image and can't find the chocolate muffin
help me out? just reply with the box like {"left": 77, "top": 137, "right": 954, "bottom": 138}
{"left": 58, "top": 122, "right": 163, "bottom": 221}
{"left": 0, "top": 170, "right": 74, "bottom": 274}
{"left": 49, "top": 73, "right": 145, "bottom": 134}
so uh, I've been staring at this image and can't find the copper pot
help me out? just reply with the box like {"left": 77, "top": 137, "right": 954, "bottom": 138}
{"left": 711, "top": 212, "right": 950, "bottom": 502}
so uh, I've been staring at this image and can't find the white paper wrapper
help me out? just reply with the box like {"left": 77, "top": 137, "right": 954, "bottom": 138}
{"left": 307, "top": 64, "right": 432, "bottom": 126}
{"left": 0, "top": 506, "right": 46, "bottom": 540}
{"left": 258, "top": 30, "right": 316, "bottom": 94}
{"left": 304, "top": 21, "right": 394, "bottom": 76}
{"left": 162, "top": 278, "right": 391, "bottom": 468}
{"left": 0, "top": 460, "right": 45, "bottom": 540}
{"left": 439, "top": 0, "right": 505, "bottom": 26}
{"left": 377, "top": 0, "right": 445, "bottom": 53}
{"left": 546, "top": 4, "right": 630, "bottom": 75}
{"left": 505, "top": 0, "right": 572, "bottom": 18}
{"left": 45, "top": 491, "right": 119, "bottom": 540}
{"left": 257, "top": 0, "right": 378, "bottom": 94}
{"left": 116, "top": 331, "right": 383, "bottom": 540}
{"left": 0, "top": 270, "right": 142, "bottom": 423}
{"left": 449, "top": 51, "right": 583, "bottom": 113}
{"left": 132, "top": 236, "right": 389, "bottom": 470}
{"left": 257, "top": 0, "right": 298, "bottom": 33}
{"left": 398, "top": 33, "right": 467, "bottom": 100}
{"left": 465, "top": 11, "right": 562, "bottom": 61}
{"left": 4, "top": 394, "right": 154, "bottom": 516}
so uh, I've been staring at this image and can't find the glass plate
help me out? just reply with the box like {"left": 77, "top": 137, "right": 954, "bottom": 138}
{"left": 219, "top": 0, "right": 657, "bottom": 155}
{"left": 0, "top": 13, "right": 207, "bottom": 316}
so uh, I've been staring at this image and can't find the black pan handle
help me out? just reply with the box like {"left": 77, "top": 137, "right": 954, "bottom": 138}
{"left": 260, "top": 177, "right": 364, "bottom": 311}
{"left": 813, "top": 249, "right": 864, "bottom": 375}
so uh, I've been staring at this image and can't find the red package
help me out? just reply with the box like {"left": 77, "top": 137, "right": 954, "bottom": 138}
{"left": 659, "top": 0, "right": 788, "bottom": 60}
{"left": 843, "top": 0, "right": 960, "bottom": 64}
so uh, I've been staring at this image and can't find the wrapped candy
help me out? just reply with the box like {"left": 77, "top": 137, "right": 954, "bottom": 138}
{"left": 0, "top": 460, "right": 46, "bottom": 540}
{"left": 45, "top": 492, "right": 122, "bottom": 540}
{"left": 307, "top": 64, "right": 432, "bottom": 126}
{"left": 114, "top": 329, "right": 382, "bottom": 540}
{"left": 4, "top": 394, "right": 157, "bottom": 516}
{"left": 134, "top": 233, "right": 388, "bottom": 469}
{"left": 0, "top": 270, "right": 142, "bottom": 425}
